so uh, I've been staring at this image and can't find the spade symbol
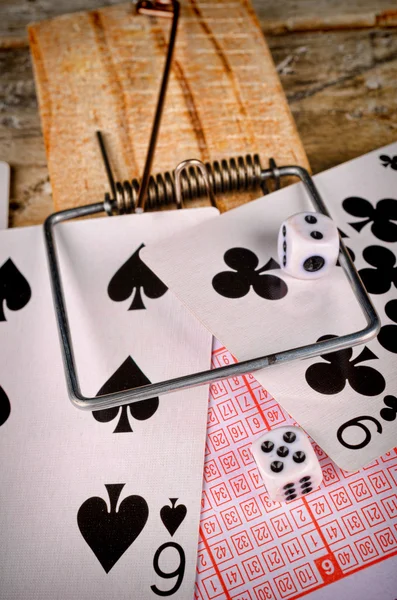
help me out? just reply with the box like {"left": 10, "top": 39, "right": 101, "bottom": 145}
{"left": 0, "top": 258, "right": 31, "bottom": 321}
{"left": 160, "top": 498, "right": 187, "bottom": 537}
{"left": 0, "top": 386, "right": 10, "bottom": 427}
{"left": 77, "top": 484, "right": 149, "bottom": 573}
{"left": 93, "top": 357, "right": 159, "bottom": 433}
{"left": 108, "top": 244, "right": 167, "bottom": 310}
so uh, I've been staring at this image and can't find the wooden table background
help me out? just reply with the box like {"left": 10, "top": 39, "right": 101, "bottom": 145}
{"left": 1, "top": 0, "right": 397, "bottom": 227}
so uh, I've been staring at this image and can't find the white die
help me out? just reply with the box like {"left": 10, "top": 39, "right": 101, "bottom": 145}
{"left": 277, "top": 212, "right": 339, "bottom": 279}
{"left": 251, "top": 426, "right": 323, "bottom": 503}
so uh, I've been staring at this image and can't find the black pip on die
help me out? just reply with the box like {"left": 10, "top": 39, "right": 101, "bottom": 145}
{"left": 251, "top": 426, "right": 323, "bottom": 503}
{"left": 277, "top": 212, "right": 339, "bottom": 279}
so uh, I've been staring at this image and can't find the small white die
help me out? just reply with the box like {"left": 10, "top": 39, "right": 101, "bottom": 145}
{"left": 251, "top": 426, "right": 323, "bottom": 503}
{"left": 277, "top": 212, "right": 339, "bottom": 279}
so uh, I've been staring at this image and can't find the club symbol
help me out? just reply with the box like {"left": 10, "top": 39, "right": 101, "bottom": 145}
{"left": 0, "top": 258, "right": 31, "bottom": 322}
{"left": 358, "top": 246, "right": 397, "bottom": 295}
{"left": 378, "top": 299, "right": 397, "bottom": 354}
{"left": 380, "top": 154, "right": 397, "bottom": 170}
{"left": 0, "top": 386, "right": 10, "bottom": 427}
{"left": 380, "top": 395, "right": 397, "bottom": 422}
{"left": 93, "top": 357, "right": 159, "bottom": 433}
{"left": 160, "top": 499, "right": 187, "bottom": 537}
{"left": 77, "top": 484, "right": 149, "bottom": 573}
{"left": 305, "top": 334, "right": 385, "bottom": 396}
{"left": 212, "top": 248, "right": 288, "bottom": 301}
{"left": 108, "top": 243, "right": 167, "bottom": 310}
{"left": 342, "top": 196, "right": 397, "bottom": 242}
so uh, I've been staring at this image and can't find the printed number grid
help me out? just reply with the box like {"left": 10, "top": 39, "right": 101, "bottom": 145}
{"left": 195, "top": 344, "right": 397, "bottom": 600}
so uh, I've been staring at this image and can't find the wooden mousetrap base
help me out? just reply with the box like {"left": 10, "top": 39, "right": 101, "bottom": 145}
{"left": 28, "top": 0, "right": 309, "bottom": 213}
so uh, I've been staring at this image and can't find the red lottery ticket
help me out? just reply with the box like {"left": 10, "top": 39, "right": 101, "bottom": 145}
{"left": 195, "top": 342, "right": 397, "bottom": 600}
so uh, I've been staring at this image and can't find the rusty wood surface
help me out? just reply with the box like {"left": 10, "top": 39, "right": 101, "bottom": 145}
{"left": 27, "top": 0, "right": 308, "bottom": 216}
{"left": 1, "top": 0, "right": 397, "bottom": 48}
{"left": 1, "top": 3, "right": 397, "bottom": 226}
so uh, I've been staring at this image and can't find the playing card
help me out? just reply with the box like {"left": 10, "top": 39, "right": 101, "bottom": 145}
{"left": 142, "top": 142, "right": 397, "bottom": 471}
{"left": 55, "top": 208, "right": 218, "bottom": 398}
{"left": 0, "top": 207, "right": 216, "bottom": 599}
{"left": 0, "top": 161, "right": 9, "bottom": 229}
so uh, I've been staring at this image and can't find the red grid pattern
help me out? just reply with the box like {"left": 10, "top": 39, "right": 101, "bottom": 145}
{"left": 195, "top": 346, "right": 397, "bottom": 600}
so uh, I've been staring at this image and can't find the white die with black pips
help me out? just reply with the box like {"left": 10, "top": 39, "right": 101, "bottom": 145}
{"left": 277, "top": 212, "right": 339, "bottom": 279}
{"left": 251, "top": 426, "right": 323, "bottom": 503}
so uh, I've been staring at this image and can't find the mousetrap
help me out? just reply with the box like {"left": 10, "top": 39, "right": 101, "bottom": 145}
{"left": 30, "top": 1, "right": 378, "bottom": 410}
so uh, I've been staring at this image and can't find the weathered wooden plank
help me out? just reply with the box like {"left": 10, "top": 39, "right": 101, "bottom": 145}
{"left": 271, "top": 28, "right": 397, "bottom": 173}
{"left": 2, "top": 27, "right": 397, "bottom": 226}
{"left": 0, "top": 45, "right": 52, "bottom": 226}
{"left": 0, "top": 0, "right": 121, "bottom": 48}
{"left": 28, "top": 0, "right": 308, "bottom": 215}
{"left": 1, "top": 0, "right": 397, "bottom": 48}
{"left": 257, "top": 0, "right": 397, "bottom": 34}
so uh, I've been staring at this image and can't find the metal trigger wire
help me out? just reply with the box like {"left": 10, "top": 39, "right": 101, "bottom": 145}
{"left": 97, "top": 0, "right": 180, "bottom": 216}
{"left": 135, "top": 0, "right": 180, "bottom": 213}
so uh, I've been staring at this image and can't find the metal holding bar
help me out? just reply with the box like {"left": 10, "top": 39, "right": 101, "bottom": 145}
{"left": 135, "top": 0, "right": 180, "bottom": 212}
{"left": 96, "top": 131, "right": 116, "bottom": 202}
{"left": 43, "top": 162, "right": 380, "bottom": 411}
{"left": 96, "top": 0, "right": 180, "bottom": 215}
